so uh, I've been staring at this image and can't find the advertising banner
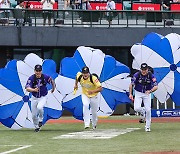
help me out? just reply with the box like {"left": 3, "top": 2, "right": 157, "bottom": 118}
{"left": 24, "top": 1, "right": 58, "bottom": 10}
{"left": 152, "top": 109, "right": 180, "bottom": 117}
{"left": 170, "top": 3, "right": 180, "bottom": 11}
{"left": 132, "top": 3, "right": 161, "bottom": 11}
{"left": 90, "top": 2, "right": 122, "bottom": 10}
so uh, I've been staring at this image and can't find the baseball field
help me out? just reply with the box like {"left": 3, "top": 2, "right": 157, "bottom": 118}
{"left": 0, "top": 116, "right": 180, "bottom": 154}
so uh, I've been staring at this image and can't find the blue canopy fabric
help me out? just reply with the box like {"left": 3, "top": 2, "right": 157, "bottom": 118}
{"left": 131, "top": 32, "right": 180, "bottom": 105}
{"left": 0, "top": 53, "right": 63, "bottom": 129}
{"left": 55, "top": 46, "right": 131, "bottom": 120}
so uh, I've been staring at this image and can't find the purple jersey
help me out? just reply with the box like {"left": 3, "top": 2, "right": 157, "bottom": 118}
{"left": 131, "top": 71, "right": 157, "bottom": 93}
{"left": 25, "top": 74, "right": 52, "bottom": 98}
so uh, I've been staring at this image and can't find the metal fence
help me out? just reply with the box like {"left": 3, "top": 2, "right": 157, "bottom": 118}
{"left": 0, "top": 8, "right": 180, "bottom": 27}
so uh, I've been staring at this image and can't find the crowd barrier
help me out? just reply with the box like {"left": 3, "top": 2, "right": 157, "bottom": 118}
{"left": 0, "top": 8, "right": 179, "bottom": 27}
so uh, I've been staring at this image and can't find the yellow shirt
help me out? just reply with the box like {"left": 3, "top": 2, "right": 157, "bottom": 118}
{"left": 76, "top": 72, "right": 102, "bottom": 98}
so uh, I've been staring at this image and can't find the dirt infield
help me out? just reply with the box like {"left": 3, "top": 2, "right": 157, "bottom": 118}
{"left": 143, "top": 151, "right": 180, "bottom": 154}
{"left": 47, "top": 117, "right": 180, "bottom": 124}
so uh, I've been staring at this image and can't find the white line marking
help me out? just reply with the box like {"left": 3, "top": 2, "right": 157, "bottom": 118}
{"left": 0, "top": 145, "right": 32, "bottom": 154}
{"left": 53, "top": 128, "right": 140, "bottom": 139}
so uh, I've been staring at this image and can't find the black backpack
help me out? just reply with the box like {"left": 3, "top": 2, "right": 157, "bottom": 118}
{"left": 77, "top": 73, "right": 99, "bottom": 84}
{"left": 148, "top": 66, "right": 154, "bottom": 74}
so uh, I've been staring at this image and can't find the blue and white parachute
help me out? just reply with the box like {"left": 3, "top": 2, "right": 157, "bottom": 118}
{"left": 131, "top": 32, "right": 180, "bottom": 105}
{"left": 0, "top": 53, "right": 63, "bottom": 129}
{"left": 55, "top": 46, "right": 131, "bottom": 120}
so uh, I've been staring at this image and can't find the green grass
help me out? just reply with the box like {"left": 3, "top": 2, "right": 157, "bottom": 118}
{"left": 0, "top": 116, "right": 180, "bottom": 154}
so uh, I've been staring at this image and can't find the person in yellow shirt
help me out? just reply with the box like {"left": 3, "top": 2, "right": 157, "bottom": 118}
{"left": 74, "top": 66, "right": 102, "bottom": 130}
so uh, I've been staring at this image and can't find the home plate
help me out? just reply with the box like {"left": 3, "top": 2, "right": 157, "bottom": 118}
{"left": 53, "top": 128, "right": 140, "bottom": 139}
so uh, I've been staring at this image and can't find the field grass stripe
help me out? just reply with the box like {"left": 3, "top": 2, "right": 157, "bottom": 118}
{"left": 0, "top": 145, "right": 32, "bottom": 154}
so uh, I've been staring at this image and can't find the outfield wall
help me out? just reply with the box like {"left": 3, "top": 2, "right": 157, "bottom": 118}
{"left": 0, "top": 27, "right": 180, "bottom": 47}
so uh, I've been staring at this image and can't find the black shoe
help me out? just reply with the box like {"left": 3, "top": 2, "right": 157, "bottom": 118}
{"left": 92, "top": 126, "right": 97, "bottom": 130}
{"left": 139, "top": 119, "right": 145, "bottom": 123}
{"left": 38, "top": 122, "right": 43, "bottom": 128}
{"left": 34, "top": 128, "right": 40, "bottom": 132}
{"left": 84, "top": 126, "right": 90, "bottom": 129}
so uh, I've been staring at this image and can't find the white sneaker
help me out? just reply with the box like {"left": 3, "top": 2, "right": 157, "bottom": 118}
{"left": 145, "top": 127, "right": 151, "bottom": 132}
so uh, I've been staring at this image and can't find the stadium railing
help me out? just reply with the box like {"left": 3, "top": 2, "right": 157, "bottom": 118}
{"left": 0, "top": 8, "right": 179, "bottom": 27}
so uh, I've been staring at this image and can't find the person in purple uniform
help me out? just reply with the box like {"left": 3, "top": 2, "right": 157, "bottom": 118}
{"left": 25, "top": 64, "right": 55, "bottom": 132}
{"left": 129, "top": 63, "right": 158, "bottom": 132}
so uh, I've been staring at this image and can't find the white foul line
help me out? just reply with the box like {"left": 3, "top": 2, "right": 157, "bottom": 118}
{"left": 0, "top": 145, "right": 32, "bottom": 154}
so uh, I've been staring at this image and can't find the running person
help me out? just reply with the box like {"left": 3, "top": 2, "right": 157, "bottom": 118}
{"left": 25, "top": 64, "right": 55, "bottom": 132}
{"left": 129, "top": 63, "right": 158, "bottom": 132}
{"left": 74, "top": 66, "right": 102, "bottom": 130}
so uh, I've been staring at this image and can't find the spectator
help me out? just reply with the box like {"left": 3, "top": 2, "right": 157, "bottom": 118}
{"left": 71, "top": 0, "right": 80, "bottom": 9}
{"left": 162, "top": 0, "right": 174, "bottom": 26}
{"left": 15, "top": 1, "right": 24, "bottom": 26}
{"left": 63, "top": 0, "right": 70, "bottom": 10}
{"left": 15, "top": 1, "right": 32, "bottom": 26}
{"left": 41, "top": 0, "right": 55, "bottom": 26}
{"left": 76, "top": 0, "right": 92, "bottom": 27}
{"left": 80, "top": 0, "right": 91, "bottom": 10}
{"left": 162, "top": 0, "right": 171, "bottom": 10}
{"left": 23, "top": 1, "right": 32, "bottom": 26}
{"left": 63, "top": 0, "right": 71, "bottom": 16}
{"left": 16, "top": 1, "right": 23, "bottom": 9}
{"left": 0, "top": 0, "right": 11, "bottom": 21}
{"left": 162, "top": 0, "right": 180, "bottom": 26}
{"left": 106, "top": 0, "right": 116, "bottom": 25}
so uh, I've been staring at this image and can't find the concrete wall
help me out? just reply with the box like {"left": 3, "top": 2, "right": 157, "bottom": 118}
{"left": 0, "top": 26, "right": 180, "bottom": 47}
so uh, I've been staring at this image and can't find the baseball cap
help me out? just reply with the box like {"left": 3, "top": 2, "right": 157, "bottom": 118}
{"left": 141, "top": 63, "right": 148, "bottom": 70}
{"left": 34, "top": 64, "right": 42, "bottom": 71}
{"left": 82, "top": 66, "right": 90, "bottom": 73}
